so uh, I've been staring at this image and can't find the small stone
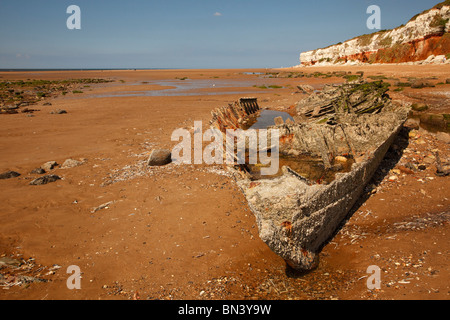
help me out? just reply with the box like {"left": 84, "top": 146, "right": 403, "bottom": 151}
{"left": 435, "top": 132, "right": 450, "bottom": 144}
{"left": 147, "top": 149, "right": 172, "bottom": 166}
{"left": 0, "top": 171, "right": 21, "bottom": 180}
{"left": 41, "top": 161, "right": 58, "bottom": 171}
{"left": 50, "top": 109, "right": 67, "bottom": 114}
{"left": 30, "top": 174, "right": 61, "bottom": 185}
{"left": 403, "top": 119, "right": 420, "bottom": 130}
{"left": 61, "top": 159, "right": 84, "bottom": 169}
{"left": 388, "top": 175, "right": 398, "bottom": 181}
{"left": 418, "top": 164, "right": 427, "bottom": 171}
{"left": 398, "top": 166, "right": 415, "bottom": 174}
{"left": 392, "top": 169, "right": 401, "bottom": 175}
{"left": 416, "top": 138, "right": 426, "bottom": 144}
{"left": 30, "top": 168, "right": 46, "bottom": 174}
{"left": 410, "top": 103, "right": 429, "bottom": 112}
{"left": 408, "top": 131, "right": 418, "bottom": 139}
{"left": 405, "top": 162, "right": 418, "bottom": 172}
{"left": 335, "top": 156, "right": 348, "bottom": 163}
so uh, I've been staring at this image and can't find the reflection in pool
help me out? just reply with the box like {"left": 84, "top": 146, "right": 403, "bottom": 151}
{"left": 240, "top": 110, "right": 295, "bottom": 130}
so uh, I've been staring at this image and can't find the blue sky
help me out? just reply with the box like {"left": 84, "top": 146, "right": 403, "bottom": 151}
{"left": 0, "top": 0, "right": 441, "bottom": 69}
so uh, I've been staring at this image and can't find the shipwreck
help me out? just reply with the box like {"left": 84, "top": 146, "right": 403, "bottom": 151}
{"left": 210, "top": 81, "right": 409, "bottom": 271}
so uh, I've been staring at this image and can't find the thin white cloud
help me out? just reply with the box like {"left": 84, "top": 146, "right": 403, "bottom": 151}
{"left": 213, "top": 12, "right": 222, "bottom": 16}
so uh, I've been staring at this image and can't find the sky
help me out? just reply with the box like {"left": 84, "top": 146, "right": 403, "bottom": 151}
{"left": 0, "top": 0, "right": 442, "bottom": 69}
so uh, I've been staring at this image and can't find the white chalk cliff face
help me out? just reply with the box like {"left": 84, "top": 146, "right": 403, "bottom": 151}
{"left": 298, "top": 4, "right": 450, "bottom": 66}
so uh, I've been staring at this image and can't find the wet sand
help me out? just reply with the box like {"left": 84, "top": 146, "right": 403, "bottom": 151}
{"left": 0, "top": 66, "right": 449, "bottom": 300}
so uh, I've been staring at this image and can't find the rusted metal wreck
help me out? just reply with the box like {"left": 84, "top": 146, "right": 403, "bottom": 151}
{"left": 210, "top": 81, "right": 409, "bottom": 271}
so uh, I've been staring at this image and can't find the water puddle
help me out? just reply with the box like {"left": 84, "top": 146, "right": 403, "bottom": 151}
{"left": 87, "top": 79, "right": 261, "bottom": 98}
{"left": 240, "top": 110, "right": 295, "bottom": 130}
{"left": 247, "top": 154, "right": 355, "bottom": 184}
{"left": 237, "top": 110, "right": 354, "bottom": 183}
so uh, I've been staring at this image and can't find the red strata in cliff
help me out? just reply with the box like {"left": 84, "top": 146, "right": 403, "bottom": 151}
{"left": 298, "top": 2, "right": 450, "bottom": 66}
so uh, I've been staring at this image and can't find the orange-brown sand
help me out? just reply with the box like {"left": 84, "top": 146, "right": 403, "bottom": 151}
{"left": 0, "top": 66, "right": 448, "bottom": 300}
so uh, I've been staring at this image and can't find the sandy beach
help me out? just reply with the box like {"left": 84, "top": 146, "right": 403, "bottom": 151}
{"left": 0, "top": 66, "right": 449, "bottom": 300}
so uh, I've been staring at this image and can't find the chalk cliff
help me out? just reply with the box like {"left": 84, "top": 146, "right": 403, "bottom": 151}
{"left": 298, "top": 1, "right": 450, "bottom": 66}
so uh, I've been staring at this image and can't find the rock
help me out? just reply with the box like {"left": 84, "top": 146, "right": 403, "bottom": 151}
{"left": 410, "top": 103, "right": 429, "bottom": 112}
{"left": 274, "top": 116, "right": 284, "bottom": 126}
{"left": 50, "top": 109, "right": 67, "bottom": 114}
{"left": 418, "top": 164, "right": 427, "bottom": 171}
{"left": 408, "top": 130, "right": 419, "bottom": 139}
{"left": 434, "top": 152, "right": 450, "bottom": 176}
{"left": 398, "top": 166, "right": 415, "bottom": 174}
{"left": 425, "top": 55, "right": 435, "bottom": 63}
{"left": 30, "top": 168, "right": 46, "bottom": 174}
{"left": 3, "top": 104, "right": 18, "bottom": 110}
{"left": 388, "top": 175, "right": 398, "bottom": 181}
{"left": 41, "top": 161, "right": 58, "bottom": 171}
{"left": 30, "top": 174, "right": 61, "bottom": 185}
{"left": 416, "top": 138, "right": 426, "bottom": 144}
{"left": 403, "top": 118, "right": 420, "bottom": 130}
{"left": 334, "top": 156, "right": 348, "bottom": 163}
{"left": 43, "top": 102, "right": 52, "bottom": 106}
{"left": 446, "top": 78, "right": 450, "bottom": 84}
{"left": 61, "top": 159, "right": 84, "bottom": 169}
{"left": 0, "top": 171, "right": 21, "bottom": 180}
{"left": 405, "top": 162, "right": 418, "bottom": 172}
{"left": 433, "top": 55, "right": 446, "bottom": 64}
{"left": 0, "top": 106, "right": 18, "bottom": 114}
{"left": 21, "top": 108, "right": 38, "bottom": 113}
{"left": 435, "top": 132, "right": 450, "bottom": 144}
{"left": 147, "top": 149, "right": 172, "bottom": 166}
